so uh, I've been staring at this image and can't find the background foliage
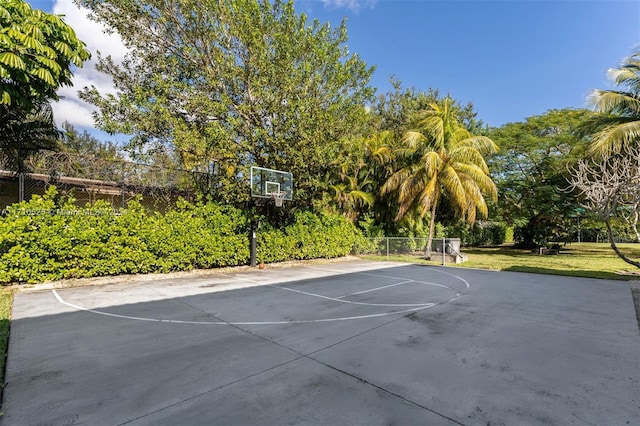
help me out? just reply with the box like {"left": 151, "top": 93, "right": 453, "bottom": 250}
{"left": 75, "top": 0, "right": 374, "bottom": 209}
{"left": 0, "top": 187, "right": 365, "bottom": 284}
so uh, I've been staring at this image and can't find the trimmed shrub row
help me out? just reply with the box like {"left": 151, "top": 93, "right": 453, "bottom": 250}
{"left": 0, "top": 188, "right": 364, "bottom": 284}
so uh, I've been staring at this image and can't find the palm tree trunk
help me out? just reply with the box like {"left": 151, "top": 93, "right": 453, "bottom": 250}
{"left": 425, "top": 199, "right": 438, "bottom": 260}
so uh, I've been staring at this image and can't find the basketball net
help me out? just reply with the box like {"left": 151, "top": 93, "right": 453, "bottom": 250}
{"left": 271, "top": 191, "right": 286, "bottom": 207}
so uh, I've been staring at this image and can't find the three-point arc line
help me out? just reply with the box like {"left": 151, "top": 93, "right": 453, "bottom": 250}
{"left": 51, "top": 268, "right": 470, "bottom": 325}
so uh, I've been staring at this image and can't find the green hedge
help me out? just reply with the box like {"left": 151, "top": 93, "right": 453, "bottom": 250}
{"left": 257, "top": 211, "right": 364, "bottom": 263}
{"left": 0, "top": 188, "right": 364, "bottom": 284}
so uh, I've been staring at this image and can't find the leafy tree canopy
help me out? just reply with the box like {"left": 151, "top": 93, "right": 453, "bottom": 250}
{"left": 75, "top": 0, "right": 375, "bottom": 208}
{"left": 59, "top": 121, "right": 122, "bottom": 161}
{"left": 0, "top": 0, "right": 90, "bottom": 109}
{"left": 488, "top": 108, "right": 592, "bottom": 247}
{"left": 372, "top": 77, "right": 483, "bottom": 141}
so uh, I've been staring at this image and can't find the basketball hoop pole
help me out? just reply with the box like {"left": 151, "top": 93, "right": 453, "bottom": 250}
{"left": 250, "top": 220, "right": 258, "bottom": 267}
{"left": 249, "top": 165, "right": 293, "bottom": 266}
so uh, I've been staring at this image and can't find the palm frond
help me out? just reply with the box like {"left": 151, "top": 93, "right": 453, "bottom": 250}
{"left": 439, "top": 164, "right": 467, "bottom": 214}
{"left": 415, "top": 175, "right": 439, "bottom": 218}
{"left": 454, "top": 162, "right": 498, "bottom": 200}
{"left": 578, "top": 113, "right": 632, "bottom": 138}
{"left": 588, "top": 120, "right": 640, "bottom": 155}
{"left": 381, "top": 165, "right": 415, "bottom": 194}
{"left": 401, "top": 130, "right": 427, "bottom": 152}
{"left": 461, "top": 176, "right": 488, "bottom": 220}
{"left": 590, "top": 90, "right": 640, "bottom": 116}
{"left": 608, "top": 57, "right": 640, "bottom": 94}
{"left": 421, "top": 151, "right": 442, "bottom": 179}
{"left": 456, "top": 135, "right": 499, "bottom": 155}
{"left": 450, "top": 127, "right": 471, "bottom": 146}
{"left": 449, "top": 146, "right": 489, "bottom": 173}
{"left": 349, "top": 190, "right": 375, "bottom": 207}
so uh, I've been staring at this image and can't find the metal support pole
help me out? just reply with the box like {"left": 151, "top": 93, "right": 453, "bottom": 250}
{"left": 18, "top": 173, "right": 24, "bottom": 202}
{"left": 250, "top": 220, "right": 257, "bottom": 267}
{"left": 121, "top": 165, "right": 126, "bottom": 209}
{"left": 386, "top": 238, "right": 389, "bottom": 261}
{"left": 442, "top": 237, "right": 446, "bottom": 266}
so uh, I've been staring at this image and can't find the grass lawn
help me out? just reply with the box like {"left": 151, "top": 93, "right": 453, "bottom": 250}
{"left": 362, "top": 242, "right": 640, "bottom": 281}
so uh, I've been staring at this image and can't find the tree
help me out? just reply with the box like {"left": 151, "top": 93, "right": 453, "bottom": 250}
{"left": 581, "top": 48, "right": 640, "bottom": 155}
{"left": 75, "top": 0, "right": 375, "bottom": 208}
{"left": 568, "top": 145, "right": 640, "bottom": 268}
{"left": 0, "top": 100, "right": 60, "bottom": 171}
{"left": 59, "top": 121, "right": 122, "bottom": 160}
{"left": 0, "top": 0, "right": 90, "bottom": 109}
{"left": 488, "top": 109, "right": 592, "bottom": 247}
{"left": 325, "top": 130, "right": 394, "bottom": 223}
{"left": 382, "top": 97, "right": 498, "bottom": 258}
{"left": 372, "top": 77, "right": 483, "bottom": 142}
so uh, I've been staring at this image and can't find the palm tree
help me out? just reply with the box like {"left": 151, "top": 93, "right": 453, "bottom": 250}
{"left": 326, "top": 131, "right": 394, "bottom": 222}
{"left": 0, "top": 100, "right": 61, "bottom": 172}
{"left": 330, "top": 175, "right": 375, "bottom": 222}
{"left": 382, "top": 97, "right": 498, "bottom": 258}
{"left": 582, "top": 49, "right": 640, "bottom": 155}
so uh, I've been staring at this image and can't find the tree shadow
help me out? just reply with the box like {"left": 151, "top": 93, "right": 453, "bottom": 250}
{"left": 503, "top": 265, "right": 633, "bottom": 281}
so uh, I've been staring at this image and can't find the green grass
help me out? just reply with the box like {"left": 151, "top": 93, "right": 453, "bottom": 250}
{"left": 362, "top": 242, "right": 640, "bottom": 280}
{"left": 0, "top": 288, "right": 12, "bottom": 397}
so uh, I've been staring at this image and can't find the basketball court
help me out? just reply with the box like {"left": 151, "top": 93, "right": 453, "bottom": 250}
{"left": 2, "top": 260, "right": 638, "bottom": 425}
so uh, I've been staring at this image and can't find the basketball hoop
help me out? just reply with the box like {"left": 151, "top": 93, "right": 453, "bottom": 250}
{"left": 271, "top": 191, "right": 287, "bottom": 207}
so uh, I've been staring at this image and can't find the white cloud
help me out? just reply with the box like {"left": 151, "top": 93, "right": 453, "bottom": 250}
{"left": 51, "top": 0, "right": 127, "bottom": 132}
{"left": 321, "top": 0, "right": 377, "bottom": 12}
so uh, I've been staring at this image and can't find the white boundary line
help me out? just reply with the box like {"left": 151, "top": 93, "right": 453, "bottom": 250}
{"left": 270, "top": 284, "right": 435, "bottom": 307}
{"left": 51, "top": 266, "right": 471, "bottom": 326}
{"left": 305, "top": 265, "right": 471, "bottom": 289}
{"left": 52, "top": 290, "right": 439, "bottom": 325}
{"left": 335, "top": 280, "right": 414, "bottom": 298}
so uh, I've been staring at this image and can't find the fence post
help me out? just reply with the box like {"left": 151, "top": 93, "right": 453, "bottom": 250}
{"left": 121, "top": 163, "right": 126, "bottom": 209}
{"left": 18, "top": 173, "right": 24, "bottom": 202}
{"left": 386, "top": 237, "right": 389, "bottom": 261}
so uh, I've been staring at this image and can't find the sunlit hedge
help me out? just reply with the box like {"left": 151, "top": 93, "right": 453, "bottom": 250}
{"left": 0, "top": 188, "right": 364, "bottom": 284}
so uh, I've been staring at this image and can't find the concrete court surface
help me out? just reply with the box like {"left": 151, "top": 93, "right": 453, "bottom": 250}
{"left": 2, "top": 260, "right": 639, "bottom": 425}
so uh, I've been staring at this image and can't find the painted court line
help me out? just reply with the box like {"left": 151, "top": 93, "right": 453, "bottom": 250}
{"left": 52, "top": 290, "right": 439, "bottom": 325}
{"left": 305, "top": 265, "right": 470, "bottom": 290}
{"left": 270, "top": 284, "right": 434, "bottom": 307}
{"left": 51, "top": 266, "right": 471, "bottom": 326}
{"left": 335, "top": 280, "right": 415, "bottom": 298}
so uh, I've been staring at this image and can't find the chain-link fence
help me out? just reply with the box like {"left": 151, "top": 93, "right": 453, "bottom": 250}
{"left": 0, "top": 151, "right": 212, "bottom": 211}
{"left": 361, "top": 237, "right": 468, "bottom": 264}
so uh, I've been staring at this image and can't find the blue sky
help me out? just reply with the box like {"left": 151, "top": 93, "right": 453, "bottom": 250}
{"left": 28, "top": 0, "right": 640, "bottom": 136}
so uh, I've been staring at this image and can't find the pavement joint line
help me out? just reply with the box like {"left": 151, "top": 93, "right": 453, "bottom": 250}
{"left": 305, "top": 357, "right": 467, "bottom": 426}
{"left": 305, "top": 291, "right": 468, "bottom": 359}
{"left": 49, "top": 265, "right": 471, "bottom": 425}
{"left": 117, "top": 354, "right": 307, "bottom": 425}
{"left": 119, "top": 290, "right": 470, "bottom": 426}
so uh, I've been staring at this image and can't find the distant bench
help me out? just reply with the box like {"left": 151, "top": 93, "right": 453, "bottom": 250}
{"left": 536, "top": 247, "right": 559, "bottom": 255}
